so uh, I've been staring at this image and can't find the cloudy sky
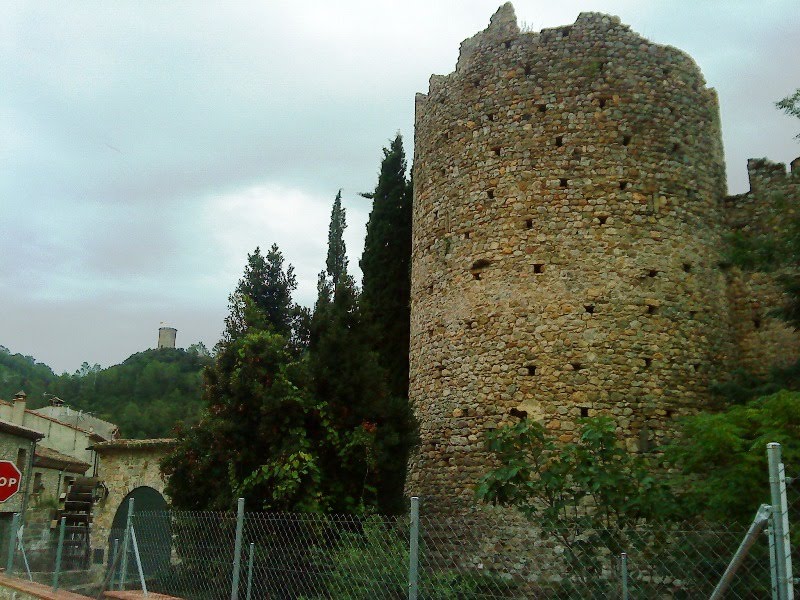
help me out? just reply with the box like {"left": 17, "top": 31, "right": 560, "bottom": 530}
{"left": 1, "top": 1, "right": 798, "bottom": 374}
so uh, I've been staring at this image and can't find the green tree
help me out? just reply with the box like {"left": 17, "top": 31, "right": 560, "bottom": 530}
{"left": 359, "top": 134, "right": 417, "bottom": 513}
{"left": 162, "top": 329, "right": 330, "bottom": 510}
{"left": 667, "top": 390, "right": 800, "bottom": 523}
{"left": 187, "top": 342, "right": 211, "bottom": 357}
{"left": 776, "top": 88, "right": 800, "bottom": 139}
{"left": 0, "top": 346, "right": 57, "bottom": 402}
{"left": 221, "top": 244, "right": 299, "bottom": 347}
{"left": 360, "top": 133, "right": 413, "bottom": 399}
{"left": 39, "top": 348, "right": 211, "bottom": 438}
{"left": 163, "top": 245, "right": 334, "bottom": 510}
{"left": 326, "top": 190, "right": 348, "bottom": 287}
{"left": 310, "top": 192, "right": 388, "bottom": 512}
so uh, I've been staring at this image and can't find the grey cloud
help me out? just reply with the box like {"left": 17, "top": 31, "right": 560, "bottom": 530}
{"left": 1, "top": 0, "right": 798, "bottom": 373}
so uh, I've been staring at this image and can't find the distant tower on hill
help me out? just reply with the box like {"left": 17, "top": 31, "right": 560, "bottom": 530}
{"left": 157, "top": 324, "right": 177, "bottom": 349}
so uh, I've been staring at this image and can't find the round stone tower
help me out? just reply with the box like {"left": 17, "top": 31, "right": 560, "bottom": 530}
{"left": 157, "top": 326, "right": 177, "bottom": 349}
{"left": 408, "top": 4, "right": 732, "bottom": 506}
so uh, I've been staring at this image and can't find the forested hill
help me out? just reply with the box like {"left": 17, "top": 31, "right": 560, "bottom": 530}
{"left": 0, "top": 345, "right": 211, "bottom": 439}
{"left": 0, "top": 346, "right": 56, "bottom": 402}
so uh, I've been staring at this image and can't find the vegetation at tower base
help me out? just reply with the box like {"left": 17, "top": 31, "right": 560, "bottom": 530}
{"left": 477, "top": 417, "right": 680, "bottom": 595}
{"left": 359, "top": 134, "right": 417, "bottom": 514}
{"left": 163, "top": 244, "right": 338, "bottom": 510}
{"left": 666, "top": 390, "right": 800, "bottom": 524}
{"left": 477, "top": 416, "right": 678, "bottom": 530}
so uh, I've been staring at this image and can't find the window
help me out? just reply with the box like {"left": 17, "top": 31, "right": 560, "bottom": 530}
{"left": 15, "top": 448, "right": 26, "bottom": 470}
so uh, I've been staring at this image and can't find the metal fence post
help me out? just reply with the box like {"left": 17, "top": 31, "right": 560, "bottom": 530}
{"left": 246, "top": 542, "right": 255, "bottom": 600}
{"left": 5, "top": 513, "right": 19, "bottom": 575}
{"left": 620, "top": 553, "right": 629, "bottom": 600}
{"left": 119, "top": 497, "right": 134, "bottom": 590}
{"left": 769, "top": 521, "right": 780, "bottom": 600}
{"left": 52, "top": 517, "right": 66, "bottom": 591}
{"left": 409, "top": 496, "right": 419, "bottom": 600}
{"left": 231, "top": 497, "right": 245, "bottom": 600}
{"left": 768, "top": 442, "right": 794, "bottom": 600}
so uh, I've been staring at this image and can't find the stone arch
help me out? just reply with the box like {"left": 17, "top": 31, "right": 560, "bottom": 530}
{"left": 90, "top": 439, "right": 174, "bottom": 566}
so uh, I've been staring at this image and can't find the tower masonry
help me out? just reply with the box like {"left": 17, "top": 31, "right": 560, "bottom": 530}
{"left": 157, "top": 326, "right": 177, "bottom": 350}
{"left": 408, "top": 4, "right": 748, "bottom": 506}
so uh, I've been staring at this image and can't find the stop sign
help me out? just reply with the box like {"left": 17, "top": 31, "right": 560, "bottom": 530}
{"left": 0, "top": 461, "right": 22, "bottom": 502}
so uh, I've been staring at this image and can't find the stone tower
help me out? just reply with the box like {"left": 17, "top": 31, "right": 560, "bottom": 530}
{"left": 157, "top": 326, "right": 177, "bottom": 349}
{"left": 408, "top": 4, "right": 733, "bottom": 506}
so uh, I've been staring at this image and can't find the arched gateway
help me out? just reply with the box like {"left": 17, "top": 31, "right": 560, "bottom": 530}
{"left": 89, "top": 439, "right": 175, "bottom": 569}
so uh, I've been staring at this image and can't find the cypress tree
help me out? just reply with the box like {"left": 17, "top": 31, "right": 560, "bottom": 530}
{"left": 360, "top": 134, "right": 413, "bottom": 399}
{"left": 310, "top": 191, "right": 388, "bottom": 512}
{"left": 359, "top": 135, "right": 417, "bottom": 514}
{"left": 326, "top": 190, "right": 348, "bottom": 287}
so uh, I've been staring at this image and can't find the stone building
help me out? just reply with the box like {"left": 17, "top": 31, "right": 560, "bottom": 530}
{"left": 0, "top": 393, "right": 106, "bottom": 516}
{"left": 0, "top": 418, "right": 44, "bottom": 516}
{"left": 29, "top": 446, "right": 91, "bottom": 509}
{"left": 407, "top": 4, "right": 799, "bottom": 506}
{"left": 0, "top": 393, "right": 115, "bottom": 470}
{"left": 0, "top": 391, "right": 173, "bottom": 570}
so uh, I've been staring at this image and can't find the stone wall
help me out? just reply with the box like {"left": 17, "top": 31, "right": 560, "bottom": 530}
{"left": 29, "top": 467, "right": 66, "bottom": 509}
{"left": 0, "top": 432, "right": 36, "bottom": 514}
{"left": 408, "top": 3, "right": 735, "bottom": 506}
{"left": 723, "top": 158, "right": 800, "bottom": 375}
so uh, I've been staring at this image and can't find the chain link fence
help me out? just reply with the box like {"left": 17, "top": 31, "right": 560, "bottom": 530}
{"left": 0, "top": 444, "right": 794, "bottom": 599}
{"left": 98, "top": 510, "right": 779, "bottom": 599}
{"left": 0, "top": 506, "right": 784, "bottom": 599}
{"left": 0, "top": 515, "right": 103, "bottom": 595}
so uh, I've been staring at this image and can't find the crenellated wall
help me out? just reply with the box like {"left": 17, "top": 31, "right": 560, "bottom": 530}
{"left": 724, "top": 158, "right": 800, "bottom": 375}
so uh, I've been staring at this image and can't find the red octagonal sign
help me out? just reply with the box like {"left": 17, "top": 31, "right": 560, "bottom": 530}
{"left": 0, "top": 461, "right": 22, "bottom": 502}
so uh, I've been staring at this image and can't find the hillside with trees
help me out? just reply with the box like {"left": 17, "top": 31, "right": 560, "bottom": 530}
{"left": 0, "top": 344, "right": 211, "bottom": 439}
{"left": 0, "top": 346, "right": 57, "bottom": 403}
